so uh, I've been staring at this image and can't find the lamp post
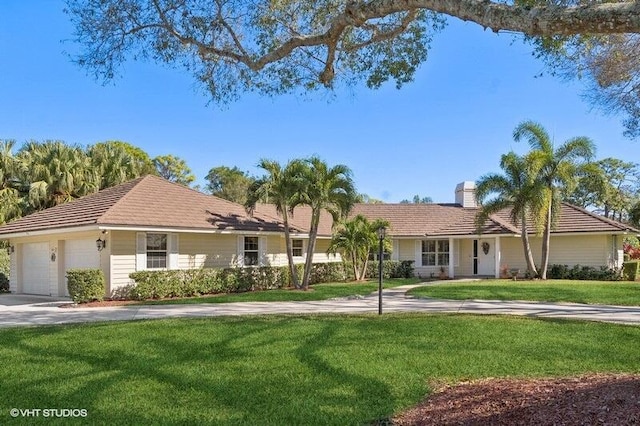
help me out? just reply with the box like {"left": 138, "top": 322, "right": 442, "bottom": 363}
{"left": 376, "top": 226, "right": 386, "bottom": 315}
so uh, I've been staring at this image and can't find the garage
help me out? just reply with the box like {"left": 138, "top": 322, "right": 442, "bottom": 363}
{"left": 64, "top": 239, "right": 101, "bottom": 296}
{"left": 22, "top": 242, "right": 50, "bottom": 295}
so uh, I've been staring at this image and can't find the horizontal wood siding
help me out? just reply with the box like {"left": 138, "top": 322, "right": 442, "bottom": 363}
{"left": 397, "top": 240, "right": 415, "bottom": 261}
{"left": 178, "top": 234, "right": 237, "bottom": 268}
{"left": 110, "top": 231, "right": 136, "bottom": 291}
{"left": 455, "top": 239, "right": 474, "bottom": 276}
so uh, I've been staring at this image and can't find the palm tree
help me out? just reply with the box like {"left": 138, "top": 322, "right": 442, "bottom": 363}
{"left": 514, "top": 121, "right": 596, "bottom": 279}
{"left": 245, "top": 159, "right": 306, "bottom": 289}
{"left": 88, "top": 141, "right": 145, "bottom": 189}
{"left": 476, "top": 152, "right": 544, "bottom": 278}
{"left": 17, "top": 140, "right": 98, "bottom": 211}
{"left": 298, "top": 157, "right": 357, "bottom": 289}
{"left": 328, "top": 215, "right": 390, "bottom": 281}
{"left": 0, "top": 140, "right": 25, "bottom": 223}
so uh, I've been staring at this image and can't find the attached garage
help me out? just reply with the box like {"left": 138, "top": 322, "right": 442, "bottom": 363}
{"left": 64, "top": 239, "right": 101, "bottom": 296}
{"left": 22, "top": 242, "right": 50, "bottom": 295}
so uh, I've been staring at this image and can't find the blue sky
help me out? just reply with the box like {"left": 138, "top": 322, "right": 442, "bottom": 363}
{"left": 0, "top": 2, "right": 637, "bottom": 203}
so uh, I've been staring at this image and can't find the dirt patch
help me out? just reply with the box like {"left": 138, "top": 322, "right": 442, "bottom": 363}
{"left": 393, "top": 374, "right": 640, "bottom": 425}
{"left": 59, "top": 299, "right": 139, "bottom": 308}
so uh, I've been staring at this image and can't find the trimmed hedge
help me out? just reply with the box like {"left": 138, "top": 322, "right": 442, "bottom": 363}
{"left": 127, "top": 261, "right": 413, "bottom": 301}
{"left": 546, "top": 264, "right": 621, "bottom": 281}
{"left": 0, "top": 249, "right": 9, "bottom": 292}
{"left": 67, "top": 269, "right": 105, "bottom": 303}
{"left": 622, "top": 261, "right": 640, "bottom": 281}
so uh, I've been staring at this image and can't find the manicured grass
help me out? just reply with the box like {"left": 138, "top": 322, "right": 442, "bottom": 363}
{"left": 137, "top": 277, "right": 422, "bottom": 305}
{"left": 408, "top": 280, "right": 640, "bottom": 306}
{"left": 1, "top": 314, "right": 639, "bottom": 425}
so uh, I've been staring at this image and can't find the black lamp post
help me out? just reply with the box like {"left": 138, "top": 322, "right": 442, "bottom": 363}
{"left": 376, "top": 226, "right": 386, "bottom": 315}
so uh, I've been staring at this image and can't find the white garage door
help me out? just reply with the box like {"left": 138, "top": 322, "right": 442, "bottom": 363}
{"left": 22, "top": 242, "right": 50, "bottom": 295}
{"left": 64, "top": 239, "right": 101, "bottom": 296}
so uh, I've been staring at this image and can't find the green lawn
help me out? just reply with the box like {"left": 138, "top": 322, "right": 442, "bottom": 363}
{"left": 408, "top": 280, "right": 640, "bottom": 306}
{"left": 137, "top": 277, "right": 421, "bottom": 305}
{"left": 2, "top": 314, "right": 640, "bottom": 425}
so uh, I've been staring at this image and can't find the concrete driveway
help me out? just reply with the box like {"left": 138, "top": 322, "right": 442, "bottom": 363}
{"left": 1, "top": 284, "right": 640, "bottom": 328}
{"left": 0, "top": 293, "right": 70, "bottom": 307}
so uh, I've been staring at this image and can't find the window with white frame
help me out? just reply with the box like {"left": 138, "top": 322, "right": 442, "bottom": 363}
{"left": 244, "top": 236, "right": 259, "bottom": 266}
{"left": 422, "top": 240, "right": 449, "bottom": 266}
{"left": 147, "top": 233, "right": 167, "bottom": 269}
{"left": 292, "top": 239, "right": 304, "bottom": 257}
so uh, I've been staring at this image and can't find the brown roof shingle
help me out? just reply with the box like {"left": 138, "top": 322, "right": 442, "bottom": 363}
{"left": 0, "top": 175, "right": 290, "bottom": 235}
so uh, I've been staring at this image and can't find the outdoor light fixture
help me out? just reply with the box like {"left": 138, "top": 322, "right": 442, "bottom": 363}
{"left": 6, "top": 245, "right": 14, "bottom": 255}
{"left": 96, "top": 238, "right": 106, "bottom": 251}
{"left": 377, "top": 226, "right": 386, "bottom": 315}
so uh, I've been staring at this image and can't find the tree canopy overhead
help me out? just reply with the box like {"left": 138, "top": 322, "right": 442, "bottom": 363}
{"left": 66, "top": 0, "right": 640, "bottom": 106}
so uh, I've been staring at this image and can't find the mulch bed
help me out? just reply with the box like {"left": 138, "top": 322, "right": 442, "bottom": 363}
{"left": 393, "top": 374, "right": 640, "bottom": 425}
{"left": 59, "top": 299, "right": 139, "bottom": 308}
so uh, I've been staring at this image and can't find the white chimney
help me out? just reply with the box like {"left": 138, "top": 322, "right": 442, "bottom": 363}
{"left": 455, "top": 181, "right": 477, "bottom": 208}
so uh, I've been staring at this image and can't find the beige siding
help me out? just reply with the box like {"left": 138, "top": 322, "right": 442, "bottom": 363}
{"left": 500, "top": 234, "right": 613, "bottom": 273}
{"left": 110, "top": 230, "right": 136, "bottom": 292}
{"left": 455, "top": 239, "right": 474, "bottom": 276}
{"left": 177, "top": 233, "right": 238, "bottom": 269}
{"left": 397, "top": 240, "right": 415, "bottom": 261}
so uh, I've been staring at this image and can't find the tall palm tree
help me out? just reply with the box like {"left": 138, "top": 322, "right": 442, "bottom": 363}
{"left": 17, "top": 140, "right": 98, "bottom": 211}
{"left": 245, "top": 159, "right": 306, "bottom": 289}
{"left": 88, "top": 141, "right": 145, "bottom": 189}
{"left": 328, "top": 215, "right": 390, "bottom": 281}
{"left": 476, "top": 152, "right": 544, "bottom": 278}
{"left": 514, "top": 121, "right": 596, "bottom": 279}
{"left": 0, "top": 140, "right": 25, "bottom": 223}
{"left": 298, "top": 157, "right": 357, "bottom": 289}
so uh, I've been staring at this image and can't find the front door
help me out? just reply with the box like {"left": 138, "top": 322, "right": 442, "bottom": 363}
{"left": 474, "top": 239, "right": 495, "bottom": 276}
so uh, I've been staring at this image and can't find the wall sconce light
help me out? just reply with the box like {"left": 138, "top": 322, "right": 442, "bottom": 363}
{"left": 6, "top": 245, "right": 14, "bottom": 255}
{"left": 96, "top": 238, "right": 106, "bottom": 251}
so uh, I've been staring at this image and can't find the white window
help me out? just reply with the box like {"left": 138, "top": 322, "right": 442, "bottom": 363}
{"left": 292, "top": 239, "right": 304, "bottom": 257}
{"left": 244, "top": 237, "right": 259, "bottom": 266}
{"left": 147, "top": 233, "right": 167, "bottom": 269}
{"left": 422, "top": 240, "right": 449, "bottom": 266}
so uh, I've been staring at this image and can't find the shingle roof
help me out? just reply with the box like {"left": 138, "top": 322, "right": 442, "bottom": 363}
{"left": 1, "top": 176, "right": 636, "bottom": 238}
{"left": 351, "top": 203, "right": 516, "bottom": 237}
{"left": 0, "top": 175, "right": 290, "bottom": 235}
{"left": 353, "top": 202, "right": 638, "bottom": 237}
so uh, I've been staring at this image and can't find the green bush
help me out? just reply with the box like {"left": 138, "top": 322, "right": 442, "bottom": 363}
{"left": 622, "top": 261, "right": 640, "bottom": 281}
{"left": 546, "top": 264, "right": 621, "bottom": 281}
{"left": 0, "top": 248, "right": 9, "bottom": 292}
{"left": 67, "top": 269, "right": 105, "bottom": 303}
{"left": 365, "top": 260, "right": 415, "bottom": 279}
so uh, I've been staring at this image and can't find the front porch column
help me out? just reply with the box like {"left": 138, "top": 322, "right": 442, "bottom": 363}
{"left": 448, "top": 237, "right": 455, "bottom": 278}
{"left": 494, "top": 237, "right": 501, "bottom": 279}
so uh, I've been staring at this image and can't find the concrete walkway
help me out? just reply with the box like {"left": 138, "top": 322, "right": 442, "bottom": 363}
{"left": 1, "top": 283, "right": 640, "bottom": 328}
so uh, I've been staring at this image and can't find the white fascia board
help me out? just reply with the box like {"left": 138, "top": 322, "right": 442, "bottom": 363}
{"left": 98, "top": 225, "right": 286, "bottom": 236}
{"left": 0, "top": 225, "right": 101, "bottom": 239}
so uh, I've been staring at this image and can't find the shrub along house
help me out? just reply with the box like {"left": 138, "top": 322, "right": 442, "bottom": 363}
{"left": 0, "top": 177, "right": 637, "bottom": 297}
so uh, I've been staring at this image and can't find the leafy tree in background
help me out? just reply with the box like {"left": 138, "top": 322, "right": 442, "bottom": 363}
{"left": 567, "top": 158, "right": 639, "bottom": 221}
{"left": 355, "top": 194, "right": 384, "bottom": 204}
{"left": 66, "top": 1, "right": 640, "bottom": 132}
{"left": 245, "top": 159, "right": 307, "bottom": 289}
{"left": 205, "top": 166, "right": 254, "bottom": 204}
{"left": 101, "top": 140, "right": 156, "bottom": 175}
{"left": 475, "top": 152, "right": 543, "bottom": 278}
{"left": 328, "top": 215, "right": 390, "bottom": 281}
{"left": 153, "top": 154, "right": 195, "bottom": 186}
{"left": 515, "top": 121, "right": 595, "bottom": 279}
{"left": 400, "top": 195, "right": 433, "bottom": 204}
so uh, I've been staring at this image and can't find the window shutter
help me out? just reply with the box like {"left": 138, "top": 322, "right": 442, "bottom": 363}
{"left": 136, "top": 232, "right": 147, "bottom": 271}
{"left": 415, "top": 240, "right": 422, "bottom": 267}
{"left": 236, "top": 236, "right": 244, "bottom": 267}
{"left": 259, "top": 237, "right": 267, "bottom": 266}
{"left": 169, "top": 234, "right": 179, "bottom": 269}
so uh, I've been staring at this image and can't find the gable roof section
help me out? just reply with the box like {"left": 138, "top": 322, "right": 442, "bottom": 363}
{"left": 0, "top": 175, "right": 290, "bottom": 236}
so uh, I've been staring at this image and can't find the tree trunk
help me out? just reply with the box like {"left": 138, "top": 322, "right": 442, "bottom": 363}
{"left": 282, "top": 209, "right": 300, "bottom": 289}
{"left": 539, "top": 203, "right": 553, "bottom": 280}
{"left": 351, "top": 252, "right": 359, "bottom": 281}
{"left": 520, "top": 215, "right": 538, "bottom": 278}
{"left": 301, "top": 209, "right": 320, "bottom": 290}
{"left": 359, "top": 252, "right": 370, "bottom": 281}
